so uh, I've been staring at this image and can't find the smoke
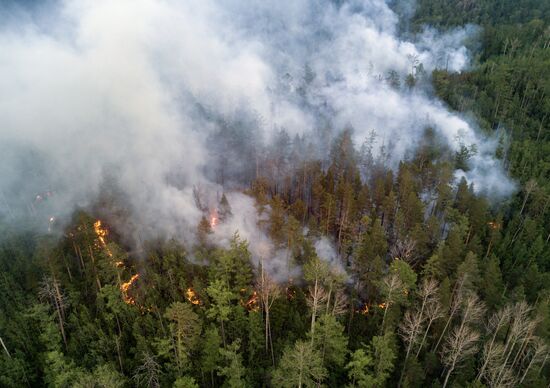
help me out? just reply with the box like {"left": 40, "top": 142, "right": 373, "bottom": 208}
{"left": 0, "top": 0, "right": 514, "bottom": 248}
{"left": 314, "top": 237, "right": 347, "bottom": 277}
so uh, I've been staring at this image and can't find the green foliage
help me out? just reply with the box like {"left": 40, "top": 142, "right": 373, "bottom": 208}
{"left": 272, "top": 340, "right": 327, "bottom": 388}
{"left": 309, "top": 314, "right": 348, "bottom": 369}
{"left": 218, "top": 340, "right": 247, "bottom": 388}
{"left": 173, "top": 376, "right": 199, "bottom": 388}
{"left": 164, "top": 302, "right": 202, "bottom": 369}
{"left": 346, "top": 333, "right": 397, "bottom": 388}
{"left": 1, "top": 4, "right": 549, "bottom": 385}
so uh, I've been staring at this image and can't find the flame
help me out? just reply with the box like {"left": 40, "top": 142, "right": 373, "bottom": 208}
{"left": 186, "top": 288, "right": 201, "bottom": 305}
{"left": 115, "top": 261, "right": 125, "bottom": 268}
{"left": 94, "top": 220, "right": 113, "bottom": 258}
{"left": 378, "top": 302, "right": 387, "bottom": 309}
{"left": 244, "top": 291, "right": 259, "bottom": 311}
{"left": 360, "top": 304, "right": 369, "bottom": 315}
{"left": 121, "top": 274, "right": 139, "bottom": 305}
{"left": 209, "top": 209, "right": 219, "bottom": 228}
{"left": 487, "top": 221, "right": 501, "bottom": 230}
{"left": 286, "top": 287, "right": 296, "bottom": 301}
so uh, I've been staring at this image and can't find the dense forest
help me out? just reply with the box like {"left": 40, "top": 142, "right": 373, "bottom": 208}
{"left": 1, "top": 1, "right": 549, "bottom": 387}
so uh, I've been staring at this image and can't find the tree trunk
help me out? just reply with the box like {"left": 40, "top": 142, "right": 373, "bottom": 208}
{"left": 0, "top": 336, "right": 10, "bottom": 358}
{"left": 220, "top": 319, "right": 226, "bottom": 348}
{"left": 442, "top": 364, "right": 454, "bottom": 388}
{"left": 416, "top": 318, "right": 435, "bottom": 358}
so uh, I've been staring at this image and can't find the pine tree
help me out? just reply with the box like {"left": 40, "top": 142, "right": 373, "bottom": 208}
{"left": 164, "top": 302, "right": 202, "bottom": 370}
{"left": 206, "top": 280, "right": 234, "bottom": 347}
{"left": 200, "top": 326, "right": 222, "bottom": 387}
{"left": 218, "top": 340, "right": 247, "bottom": 388}
{"left": 218, "top": 194, "right": 232, "bottom": 222}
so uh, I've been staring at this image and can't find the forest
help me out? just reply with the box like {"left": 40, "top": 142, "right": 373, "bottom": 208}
{"left": 0, "top": 0, "right": 549, "bottom": 387}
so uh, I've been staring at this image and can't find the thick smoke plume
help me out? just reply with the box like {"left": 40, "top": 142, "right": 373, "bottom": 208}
{"left": 0, "top": 0, "right": 514, "bottom": 251}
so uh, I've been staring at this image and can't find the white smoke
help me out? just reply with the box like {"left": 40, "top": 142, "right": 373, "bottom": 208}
{"left": 0, "top": 0, "right": 514, "bottom": 246}
{"left": 210, "top": 192, "right": 301, "bottom": 282}
{"left": 314, "top": 237, "right": 347, "bottom": 277}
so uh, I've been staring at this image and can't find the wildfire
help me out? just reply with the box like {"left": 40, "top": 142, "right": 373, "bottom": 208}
{"left": 286, "top": 287, "right": 296, "bottom": 301}
{"left": 94, "top": 220, "right": 113, "bottom": 258}
{"left": 244, "top": 291, "right": 259, "bottom": 312}
{"left": 209, "top": 209, "right": 219, "bottom": 229}
{"left": 356, "top": 303, "right": 386, "bottom": 315}
{"left": 487, "top": 221, "right": 501, "bottom": 230}
{"left": 121, "top": 274, "right": 140, "bottom": 305}
{"left": 186, "top": 288, "right": 201, "bottom": 305}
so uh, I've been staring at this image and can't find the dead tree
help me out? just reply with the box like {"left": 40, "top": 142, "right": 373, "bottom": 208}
{"left": 433, "top": 276, "right": 467, "bottom": 352}
{"left": 390, "top": 237, "right": 417, "bottom": 267}
{"left": 441, "top": 326, "right": 480, "bottom": 388}
{"left": 477, "top": 305, "right": 512, "bottom": 381}
{"left": 257, "top": 266, "right": 280, "bottom": 366}
{"left": 380, "top": 273, "right": 404, "bottom": 334}
{"left": 133, "top": 352, "right": 161, "bottom": 388}
{"left": 38, "top": 276, "right": 68, "bottom": 349}
{"left": 416, "top": 281, "right": 444, "bottom": 357}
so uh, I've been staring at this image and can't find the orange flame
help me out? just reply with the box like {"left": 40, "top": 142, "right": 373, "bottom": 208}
{"left": 286, "top": 287, "right": 296, "bottom": 301}
{"left": 487, "top": 221, "right": 501, "bottom": 230}
{"left": 121, "top": 274, "right": 139, "bottom": 305}
{"left": 209, "top": 209, "right": 219, "bottom": 229}
{"left": 244, "top": 291, "right": 259, "bottom": 312}
{"left": 356, "top": 303, "right": 386, "bottom": 315}
{"left": 186, "top": 288, "right": 201, "bottom": 305}
{"left": 94, "top": 220, "right": 113, "bottom": 258}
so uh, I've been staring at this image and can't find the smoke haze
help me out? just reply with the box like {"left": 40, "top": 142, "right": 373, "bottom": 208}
{"left": 0, "top": 0, "right": 514, "bottom": 248}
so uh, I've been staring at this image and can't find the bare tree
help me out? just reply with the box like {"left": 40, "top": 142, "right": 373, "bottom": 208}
{"left": 324, "top": 269, "right": 346, "bottom": 313}
{"left": 380, "top": 273, "right": 404, "bottom": 333}
{"left": 477, "top": 305, "right": 512, "bottom": 381}
{"left": 398, "top": 279, "right": 440, "bottom": 387}
{"left": 439, "top": 293, "right": 485, "bottom": 388}
{"left": 493, "top": 301, "right": 533, "bottom": 386}
{"left": 433, "top": 276, "right": 467, "bottom": 352}
{"left": 304, "top": 257, "right": 330, "bottom": 335}
{"left": 458, "top": 293, "right": 486, "bottom": 330}
{"left": 398, "top": 309, "right": 425, "bottom": 387}
{"left": 482, "top": 342, "right": 511, "bottom": 388}
{"left": 257, "top": 266, "right": 280, "bottom": 366}
{"left": 331, "top": 288, "right": 348, "bottom": 317}
{"left": 476, "top": 301, "right": 549, "bottom": 387}
{"left": 307, "top": 285, "right": 328, "bottom": 339}
{"left": 416, "top": 283, "right": 444, "bottom": 357}
{"left": 38, "top": 276, "right": 68, "bottom": 348}
{"left": 133, "top": 352, "right": 161, "bottom": 388}
{"left": 399, "top": 310, "right": 425, "bottom": 355}
{"left": 519, "top": 337, "right": 548, "bottom": 385}
{"left": 441, "top": 326, "right": 480, "bottom": 388}
{"left": 390, "top": 238, "right": 417, "bottom": 267}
